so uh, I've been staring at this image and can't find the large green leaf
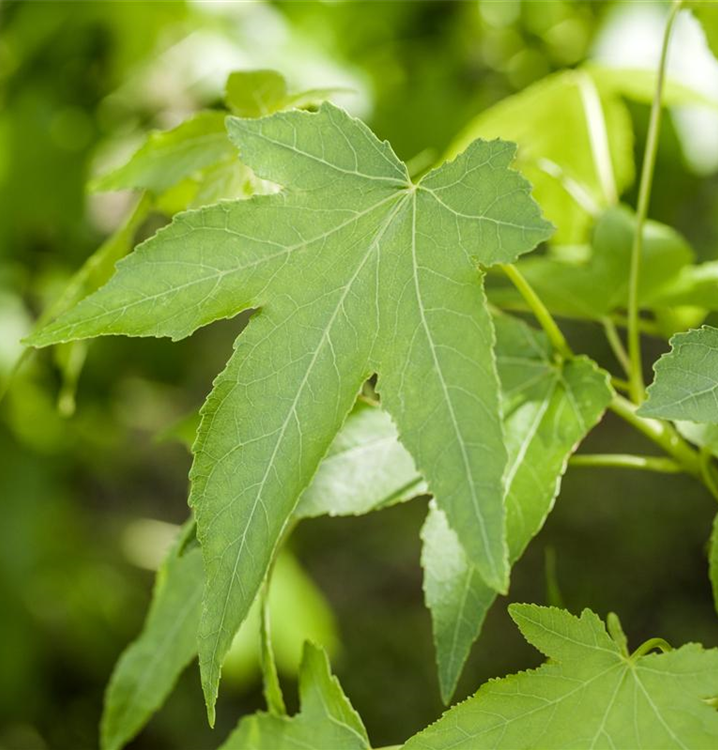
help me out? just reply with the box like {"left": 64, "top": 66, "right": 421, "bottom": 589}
{"left": 218, "top": 642, "right": 369, "bottom": 750}
{"left": 640, "top": 327, "right": 718, "bottom": 422}
{"left": 403, "top": 604, "right": 718, "bottom": 750}
{"left": 489, "top": 206, "right": 693, "bottom": 320}
{"left": 27, "top": 103, "right": 551, "bottom": 718}
{"left": 101, "top": 525, "right": 203, "bottom": 750}
{"left": 422, "top": 314, "right": 612, "bottom": 702}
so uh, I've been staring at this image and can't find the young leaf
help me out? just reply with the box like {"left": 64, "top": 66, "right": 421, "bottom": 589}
{"left": 225, "top": 70, "right": 289, "bottom": 117}
{"left": 26, "top": 103, "right": 552, "bottom": 718}
{"left": 403, "top": 604, "right": 718, "bottom": 750}
{"left": 640, "top": 327, "right": 718, "bottom": 422}
{"left": 101, "top": 525, "right": 203, "bottom": 750}
{"left": 295, "top": 400, "right": 426, "bottom": 519}
{"left": 93, "top": 111, "right": 235, "bottom": 194}
{"left": 218, "top": 642, "right": 369, "bottom": 750}
{"left": 422, "top": 314, "right": 612, "bottom": 702}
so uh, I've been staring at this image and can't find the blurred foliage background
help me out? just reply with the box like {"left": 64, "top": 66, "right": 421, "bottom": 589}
{"left": 2, "top": 1, "right": 718, "bottom": 748}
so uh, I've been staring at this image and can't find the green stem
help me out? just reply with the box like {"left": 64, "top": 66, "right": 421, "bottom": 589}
{"left": 569, "top": 453, "right": 682, "bottom": 474}
{"left": 626, "top": 0, "right": 683, "bottom": 403}
{"left": 631, "top": 637, "right": 672, "bottom": 660}
{"left": 499, "top": 264, "right": 572, "bottom": 358}
{"left": 602, "top": 317, "right": 631, "bottom": 377}
{"left": 699, "top": 447, "right": 718, "bottom": 502}
{"left": 609, "top": 395, "right": 703, "bottom": 480}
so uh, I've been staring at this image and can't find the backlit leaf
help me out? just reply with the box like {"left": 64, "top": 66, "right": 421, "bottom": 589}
{"left": 27, "top": 103, "right": 551, "bottom": 719}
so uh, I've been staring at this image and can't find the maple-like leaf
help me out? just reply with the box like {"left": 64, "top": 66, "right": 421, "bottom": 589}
{"left": 26, "top": 103, "right": 551, "bottom": 718}
{"left": 403, "top": 604, "right": 718, "bottom": 750}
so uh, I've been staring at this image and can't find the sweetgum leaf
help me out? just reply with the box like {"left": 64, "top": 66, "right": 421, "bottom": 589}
{"left": 640, "top": 327, "right": 718, "bottom": 422}
{"left": 218, "top": 642, "right": 369, "bottom": 750}
{"left": 101, "top": 525, "right": 203, "bottom": 750}
{"left": 403, "top": 605, "right": 718, "bottom": 750}
{"left": 26, "top": 103, "right": 551, "bottom": 718}
{"left": 422, "top": 314, "right": 612, "bottom": 702}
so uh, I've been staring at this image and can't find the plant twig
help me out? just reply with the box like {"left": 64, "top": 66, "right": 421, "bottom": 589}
{"left": 626, "top": 0, "right": 683, "bottom": 403}
{"left": 602, "top": 317, "right": 631, "bottom": 377}
{"left": 499, "top": 264, "right": 573, "bottom": 358}
{"left": 569, "top": 453, "right": 682, "bottom": 474}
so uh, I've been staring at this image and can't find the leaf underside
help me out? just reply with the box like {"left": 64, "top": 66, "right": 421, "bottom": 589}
{"left": 28, "top": 102, "right": 551, "bottom": 719}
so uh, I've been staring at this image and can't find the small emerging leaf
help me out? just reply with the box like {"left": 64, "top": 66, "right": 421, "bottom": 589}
{"left": 218, "top": 643, "right": 369, "bottom": 750}
{"left": 403, "top": 605, "right": 718, "bottom": 750}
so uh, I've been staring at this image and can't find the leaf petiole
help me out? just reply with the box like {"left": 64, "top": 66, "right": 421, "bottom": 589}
{"left": 499, "top": 263, "right": 573, "bottom": 358}
{"left": 569, "top": 453, "right": 682, "bottom": 474}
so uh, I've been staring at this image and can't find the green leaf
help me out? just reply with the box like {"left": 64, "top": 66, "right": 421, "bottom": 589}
{"left": 640, "top": 326, "right": 718, "bottom": 422}
{"left": 218, "top": 642, "right": 369, "bottom": 750}
{"left": 225, "top": 69, "right": 350, "bottom": 118}
{"left": 28, "top": 103, "right": 552, "bottom": 719}
{"left": 489, "top": 205, "right": 693, "bottom": 320}
{"left": 225, "top": 70, "right": 289, "bottom": 117}
{"left": 448, "top": 68, "right": 633, "bottom": 244}
{"left": 295, "top": 400, "right": 426, "bottom": 519}
{"left": 101, "top": 524, "right": 203, "bottom": 750}
{"left": 93, "top": 111, "right": 235, "bottom": 194}
{"left": 710, "top": 514, "right": 718, "bottom": 616}
{"left": 403, "top": 604, "right": 718, "bottom": 750}
{"left": 691, "top": 1, "right": 718, "bottom": 60}
{"left": 422, "top": 314, "right": 612, "bottom": 702}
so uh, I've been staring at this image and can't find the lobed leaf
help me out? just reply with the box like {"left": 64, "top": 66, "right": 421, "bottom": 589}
{"left": 640, "top": 326, "right": 718, "bottom": 422}
{"left": 28, "top": 103, "right": 551, "bottom": 719}
{"left": 218, "top": 642, "right": 369, "bottom": 750}
{"left": 403, "top": 605, "right": 718, "bottom": 750}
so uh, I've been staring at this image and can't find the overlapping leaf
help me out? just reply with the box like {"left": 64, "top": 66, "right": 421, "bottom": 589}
{"left": 640, "top": 326, "right": 718, "bottom": 422}
{"left": 422, "top": 313, "right": 612, "bottom": 702}
{"left": 403, "top": 604, "right": 718, "bottom": 750}
{"left": 101, "top": 524, "right": 203, "bottom": 750}
{"left": 489, "top": 206, "right": 693, "bottom": 320}
{"left": 27, "top": 103, "right": 551, "bottom": 718}
{"left": 219, "top": 642, "right": 369, "bottom": 750}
